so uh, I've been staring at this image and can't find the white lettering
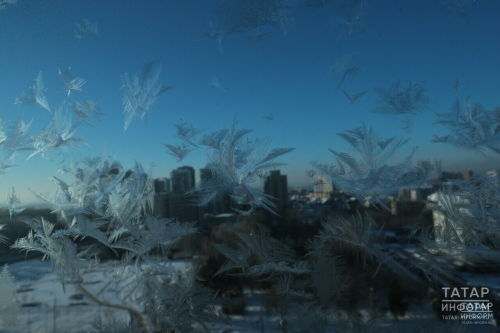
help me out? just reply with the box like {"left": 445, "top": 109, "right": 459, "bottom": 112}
{"left": 442, "top": 286, "right": 491, "bottom": 299}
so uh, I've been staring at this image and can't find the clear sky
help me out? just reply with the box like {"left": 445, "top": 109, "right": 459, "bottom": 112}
{"left": 1, "top": 0, "right": 500, "bottom": 204}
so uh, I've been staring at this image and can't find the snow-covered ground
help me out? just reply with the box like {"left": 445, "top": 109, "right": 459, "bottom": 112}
{"left": 1, "top": 258, "right": 192, "bottom": 333}
{"left": 2, "top": 258, "right": 499, "bottom": 332}
{"left": 0, "top": 258, "right": 283, "bottom": 333}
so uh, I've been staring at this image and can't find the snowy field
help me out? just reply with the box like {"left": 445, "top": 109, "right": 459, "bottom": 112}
{"left": 0, "top": 258, "right": 284, "bottom": 333}
{"left": 2, "top": 258, "right": 500, "bottom": 332}
{"left": 0, "top": 258, "right": 192, "bottom": 333}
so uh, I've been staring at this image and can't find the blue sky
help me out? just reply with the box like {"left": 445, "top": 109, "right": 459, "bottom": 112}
{"left": 0, "top": 0, "right": 500, "bottom": 204}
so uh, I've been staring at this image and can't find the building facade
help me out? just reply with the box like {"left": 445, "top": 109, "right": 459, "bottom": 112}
{"left": 264, "top": 170, "right": 288, "bottom": 210}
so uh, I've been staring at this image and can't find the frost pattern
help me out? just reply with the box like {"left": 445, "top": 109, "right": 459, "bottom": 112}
{"left": 325, "top": 52, "right": 365, "bottom": 90}
{"left": 443, "top": 0, "right": 476, "bottom": 22}
{"left": 245, "top": 26, "right": 271, "bottom": 46}
{"left": 163, "top": 142, "right": 194, "bottom": 163}
{"left": 372, "top": 80, "right": 432, "bottom": 115}
{"left": 121, "top": 61, "right": 173, "bottom": 131}
{"left": 0, "top": 265, "right": 20, "bottom": 327}
{"left": 0, "top": 162, "right": 16, "bottom": 174}
{"left": 87, "top": 314, "right": 142, "bottom": 333}
{"left": 23, "top": 155, "right": 196, "bottom": 269}
{"left": 342, "top": 89, "right": 367, "bottom": 104}
{"left": 75, "top": 19, "right": 99, "bottom": 40}
{"left": 68, "top": 100, "right": 104, "bottom": 128}
{"left": 12, "top": 217, "right": 85, "bottom": 286}
{"left": 0, "top": 0, "right": 16, "bottom": 10}
{"left": 310, "top": 123, "right": 440, "bottom": 209}
{"left": 3, "top": 187, "right": 25, "bottom": 218}
{"left": 28, "top": 104, "right": 88, "bottom": 161}
{"left": 262, "top": 113, "right": 275, "bottom": 122}
{"left": 331, "top": 0, "right": 376, "bottom": 39}
{"left": 163, "top": 120, "right": 204, "bottom": 163}
{"left": 14, "top": 71, "right": 51, "bottom": 113}
{"left": 398, "top": 116, "right": 413, "bottom": 133}
{"left": 425, "top": 175, "right": 500, "bottom": 264}
{"left": 192, "top": 117, "right": 295, "bottom": 215}
{"left": 449, "top": 78, "right": 464, "bottom": 93}
{"left": 432, "top": 97, "right": 500, "bottom": 154}
{"left": 173, "top": 119, "right": 204, "bottom": 148}
{"left": 13, "top": 155, "right": 209, "bottom": 331}
{"left": 0, "top": 224, "right": 8, "bottom": 245}
{"left": 208, "top": 0, "right": 294, "bottom": 51}
{"left": 59, "top": 67, "right": 86, "bottom": 97}
{"left": 141, "top": 265, "right": 224, "bottom": 332}
{"left": 208, "top": 74, "right": 226, "bottom": 92}
{"left": 2, "top": 116, "right": 34, "bottom": 162}
{"left": 2, "top": 3, "right": 499, "bottom": 332}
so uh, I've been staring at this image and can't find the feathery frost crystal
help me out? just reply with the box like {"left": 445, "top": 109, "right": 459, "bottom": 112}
{"left": 311, "top": 123, "right": 440, "bottom": 209}
{"left": 14, "top": 71, "right": 51, "bottom": 113}
{"left": 433, "top": 97, "right": 500, "bottom": 154}
{"left": 75, "top": 19, "right": 99, "bottom": 40}
{"left": 121, "top": 61, "right": 173, "bottom": 131}
{"left": 192, "top": 117, "right": 295, "bottom": 216}
{"left": 372, "top": 80, "right": 432, "bottom": 115}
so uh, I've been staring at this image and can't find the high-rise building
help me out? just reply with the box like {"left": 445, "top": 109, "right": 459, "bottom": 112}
{"left": 199, "top": 165, "right": 234, "bottom": 216}
{"left": 169, "top": 166, "right": 198, "bottom": 222}
{"left": 154, "top": 178, "right": 170, "bottom": 193}
{"left": 171, "top": 166, "right": 195, "bottom": 194}
{"left": 264, "top": 170, "right": 288, "bottom": 210}
{"left": 169, "top": 192, "right": 198, "bottom": 222}
{"left": 153, "top": 178, "right": 170, "bottom": 218}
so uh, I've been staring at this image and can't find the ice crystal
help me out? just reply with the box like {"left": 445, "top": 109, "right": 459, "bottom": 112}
{"left": 209, "top": 0, "right": 294, "bottom": 51}
{"left": 325, "top": 52, "right": 365, "bottom": 90}
{"left": 208, "top": 74, "right": 226, "bottom": 92}
{"left": 449, "top": 78, "right": 465, "bottom": 93}
{"left": 121, "top": 61, "right": 173, "bottom": 131}
{"left": 59, "top": 67, "right": 86, "bottom": 97}
{"left": 192, "top": 117, "right": 295, "bottom": 215}
{"left": 75, "top": 19, "right": 99, "bottom": 40}
{"left": 245, "top": 27, "right": 271, "bottom": 46}
{"left": 0, "top": 225, "right": 8, "bottom": 245}
{"left": 4, "top": 187, "right": 25, "bottom": 219}
{"left": 372, "top": 80, "right": 432, "bottom": 115}
{"left": 262, "top": 113, "right": 275, "bottom": 122}
{"left": 12, "top": 217, "right": 83, "bottom": 285}
{"left": 311, "top": 123, "right": 440, "bottom": 209}
{"left": 330, "top": 0, "right": 376, "bottom": 39}
{"left": 342, "top": 89, "right": 367, "bottom": 104}
{"left": 141, "top": 265, "right": 224, "bottom": 332}
{"left": 398, "top": 116, "right": 414, "bottom": 133}
{"left": 28, "top": 104, "right": 87, "bottom": 161}
{"left": 173, "top": 119, "right": 204, "bottom": 147}
{"left": 0, "top": 0, "right": 16, "bottom": 11}
{"left": 2, "top": 116, "right": 34, "bottom": 162}
{"left": 432, "top": 97, "right": 500, "bottom": 154}
{"left": 0, "top": 265, "right": 20, "bottom": 327}
{"left": 163, "top": 142, "right": 194, "bottom": 163}
{"left": 67, "top": 100, "right": 104, "bottom": 128}
{"left": 14, "top": 71, "right": 51, "bottom": 113}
